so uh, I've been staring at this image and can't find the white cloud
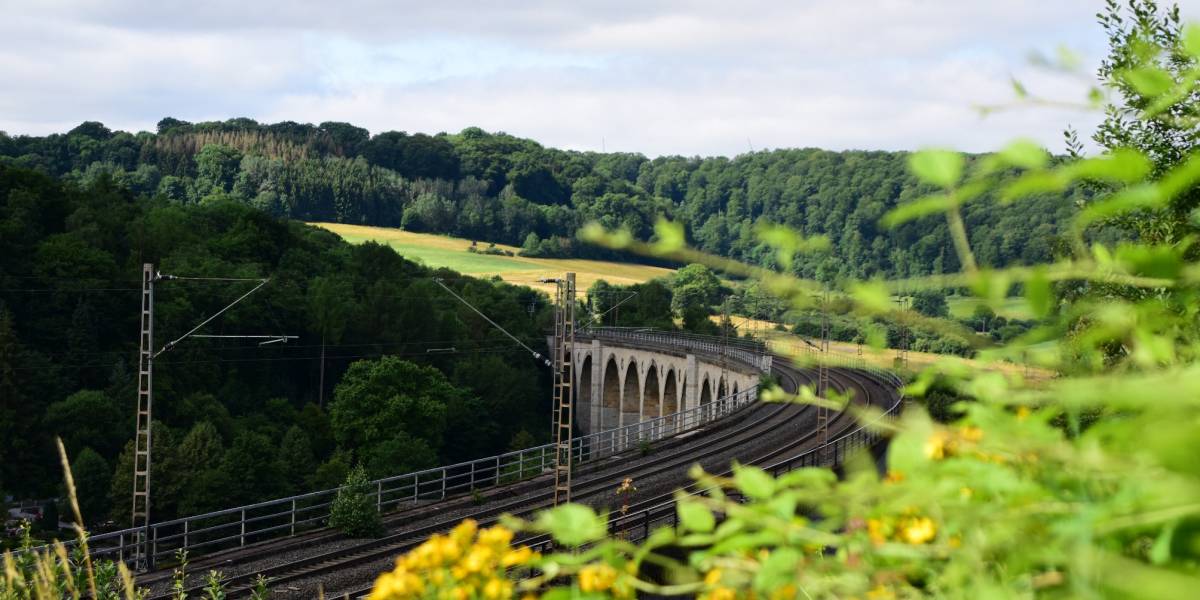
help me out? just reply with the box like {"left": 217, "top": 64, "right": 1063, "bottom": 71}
{"left": 3, "top": 1, "right": 1200, "bottom": 154}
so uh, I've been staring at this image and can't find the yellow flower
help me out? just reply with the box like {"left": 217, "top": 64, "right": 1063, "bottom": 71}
{"left": 579, "top": 564, "right": 618, "bottom": 592}
{"left": 958, "top": 426, "right": 983, "bottom": 443}
{"left": 460, "top": 546, "right": 494, "bottom": 574}
{"left": 438, "top": 536, "right": 464, "bottom": 564}
{"left": 898, "top": 516, "right": 936, "bottom": 545}
{"left": 959, "top": 487, "right": 973, "bottom": 500}
{"left": 866, "top": 518, "right": 888, "bottom": 545}
{"left": 770, "top": 584, "right": 797, "bottom": 600}
{"left": 451, "top": 519, "right": 479, "bottom": 545}
{"left": 370, "top": 570, "right": 424, "bottom": 600}
{"left": 500, "top": 546, "right": 536, "bottom": 567}
{"left": 924, "top": 430, "right": 949, "bottom": 460}
{"left": 707, "top": 587, "right": 736, "bottom": 600}
{"left": 478, "top": 525, "right": 515, "bottom": 549}
{"left": 867, "top": 585, "right": 896, "bottom": 600}
{"left": 483, "top": 577, "right": 513, "bottom": 600}
{"left": 704, "top": 568, "right": 723, "bottom": 586}
{"left": 1016, "top": 406, "right": 1030, "bottom": 420}
{"left": 883, "top": 471, "right": 905, "bottom": 483}
{"left": 368, "top": 573, "right": 395, "bottom": 600}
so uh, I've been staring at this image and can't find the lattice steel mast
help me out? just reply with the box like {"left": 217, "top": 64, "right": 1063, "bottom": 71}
{"left": 550, "top": 273, "right": 577, "bottom": 505}
{"left": 130, "top": 265, "right": 291, "bottom": 571}
{"left": 816, "top": 288, "right": 831, "bottom": 450}
{"left": 131, "top": 264, "right": 156, "bottom": 572}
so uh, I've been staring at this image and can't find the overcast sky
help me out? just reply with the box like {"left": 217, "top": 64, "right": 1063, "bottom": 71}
{"left": 3, "top": 1, "right": 1200, "bottom": 156}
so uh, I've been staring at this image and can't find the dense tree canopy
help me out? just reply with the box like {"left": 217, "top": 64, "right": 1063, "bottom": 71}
{"left": 0, "top": 163, "right": 553, "bottom": 524}
{"left": 0, "top": 119, "right": 1087, "bottom": 281}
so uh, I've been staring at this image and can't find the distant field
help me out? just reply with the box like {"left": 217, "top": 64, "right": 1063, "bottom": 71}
{"left": 312, "top": 223, "right": 675, "bottom": 295}
{"left": 946, "top": 296, "right": 1033, "bottom": 321}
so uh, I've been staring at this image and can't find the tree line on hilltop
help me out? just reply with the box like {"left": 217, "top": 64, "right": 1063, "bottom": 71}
{"left": 0, "top": 119, "right": 1098, "bottom": 281}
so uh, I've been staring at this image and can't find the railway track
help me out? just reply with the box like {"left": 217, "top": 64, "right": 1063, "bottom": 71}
{"left": 144, "top": 363, "right": 810, "bottom": 598}
{"left": 136, "top": 366, "right": 803, "bottom": 593}
{"left": 269, "top": 364, "right": 891, "bottom": 600}
{"left": 146, "top": 358, "right": 899, "bottom": 599}
{"left": 335, "top": 363, "right": 898, "bottom": 599}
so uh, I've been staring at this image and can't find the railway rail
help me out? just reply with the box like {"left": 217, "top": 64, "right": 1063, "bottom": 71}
{"left": 339, "top": 362, "right": 902, "bottom": 599}
{"left": 143, "top": 362, "right": 811, "bottom": 598}
{"left": 198, "top": 360, "right": 897, "bottom": 599}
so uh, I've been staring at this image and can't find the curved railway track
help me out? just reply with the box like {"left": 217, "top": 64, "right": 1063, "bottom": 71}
{"left": 335, "top": 362, "right": 899, "bottom": 599}
{"left": 137, "top": 367, "right": 802, "bottom": 592}
{"left": 141, "top": 355, "right": 900, "bottom": 599}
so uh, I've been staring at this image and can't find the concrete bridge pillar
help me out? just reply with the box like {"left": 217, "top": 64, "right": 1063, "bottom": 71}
{"left": 590, "top": 339, "right": 602, "bottom": 433}
{"left": 685, "top": 354, "right": 699, "bottom": 412}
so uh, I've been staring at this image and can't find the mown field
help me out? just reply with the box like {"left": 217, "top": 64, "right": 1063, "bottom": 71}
{"left": 946, "top": 295, "right": 1033, "bottom": 320}
{"left": 311, "top": 222, "right": 675, "bottom": 295}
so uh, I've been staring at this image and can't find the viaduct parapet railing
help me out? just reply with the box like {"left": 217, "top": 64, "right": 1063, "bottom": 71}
{"left": 563, "top": 365, "right": 906, "bottom": 550}
{"left": 582, "top": 327, "right": 773, "bottom": 373}
{"left": 32, "top": 328, "right": 773, "bottom": 568}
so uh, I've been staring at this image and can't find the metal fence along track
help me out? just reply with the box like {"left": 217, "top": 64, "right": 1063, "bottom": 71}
{"left": 29, "top": 327, "right": 771, "bottom": 567}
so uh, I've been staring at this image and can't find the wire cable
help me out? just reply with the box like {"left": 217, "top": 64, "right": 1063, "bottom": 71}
{"left": 433, "top": 278, "right": 551, "bottom": 367}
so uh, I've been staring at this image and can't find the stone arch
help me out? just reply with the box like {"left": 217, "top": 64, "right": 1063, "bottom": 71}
{"left": 717, "top": 375, "right": 728, "bottom": 400}
{"left": 732, "top": 381, "right": 739, "bottom": 397}
{"left": 602, "top": 356, "right": 621, "bottom": 430}
{"left": 662, "top": 368, "right": 678, "bottom": 415}
{"left": 621, "top": 360, "right": 640, "bottom": 427}
{"left": 643, "top": 362, "right": 661, "bottom": 419}
{"left": 700, "top": 375, "right": 713, "bottom": 406}
{"left": 578, "top": 355, "right": 593, "bottom": 432}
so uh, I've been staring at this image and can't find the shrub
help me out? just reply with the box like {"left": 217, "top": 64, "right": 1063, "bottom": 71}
{"left": 328, "top": 464, "right": 384, "bottom": 538}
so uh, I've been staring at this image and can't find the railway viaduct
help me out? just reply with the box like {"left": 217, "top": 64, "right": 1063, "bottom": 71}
{"left": 570, "top": 328, "right": 770, "bottom": 434}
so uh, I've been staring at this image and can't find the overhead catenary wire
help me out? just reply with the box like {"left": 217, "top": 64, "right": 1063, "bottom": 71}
{"left": 155, "top": 278, "right": 270, "bottom": 357}
{"left": 433, "top": 278, "right": 552, "bottom": 367}
{"left": 2, "top": 345, "right": 535, "bottom": 372}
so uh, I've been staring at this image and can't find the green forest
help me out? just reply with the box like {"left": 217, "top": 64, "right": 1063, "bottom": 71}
{"left": 0, "top": 119, "right": 1092, "bottom": 282}
{"left": 0, "top": 122, "right": 1078, "bottom": 531}
{"left": 0, "top": 165, "right": 560, "bottom": 528}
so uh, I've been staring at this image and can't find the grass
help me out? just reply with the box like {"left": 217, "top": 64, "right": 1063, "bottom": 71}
{"left": 312, "top": 223, "right": 676, "bottom": 295}
{"left": 946, "top": 295, "right": 1033, "bottom": 321}
{"left": 716, "top": 316, "right": 1051, "bottom": 381}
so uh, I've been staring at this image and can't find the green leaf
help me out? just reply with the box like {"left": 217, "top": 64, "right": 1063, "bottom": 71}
{"left": 1011, "top": 77, "right": 1028, "bottom": 99}
{"left": 997, "top": 139, "right": 1050, "bottom": 170}
{"left": 676, "top": 498, "right": 715, "bottom": 533}
{"left": 753, "top": 548, "right": 802, "bottom": 592}
{"left": 1185, "top": 24, "right": 1200, "bottom": 59}
{"left": 851, "top": 280, "right": 891, "bottom": 314}
{"left": 881, "top": 194, "right": 954, "bottom": 227}
{"left": 909, "top": 149, "right": 964, "bottom": 188}
{"left": 1123, "top": 66, "right": 1174, "bottom": 97}
{"left": 653, "top": 218, "right": 686, "bottom": 253}
{"left": 969, "top": 269, "right": 1011, "bottom": 309}
{"left": 756, "top": 224, "right": 800, "bottom": 269}
{"left": 1025, "top": 267, "right": 1052, "bottom": 319}
{"left": 1069, "top": 148, "right": 1153, "bottom": 183}
{"left": 534, "top": 504, "right": 607, "bottom": 547}
{"left": 732, "top": 463, "right": 775, "bottom": 500}
{"left": 1001, "top": 171, "right": 1068, "bottom": 202}
{"left": 1078, "top": 184, "right": 1164, "bottom": 227}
